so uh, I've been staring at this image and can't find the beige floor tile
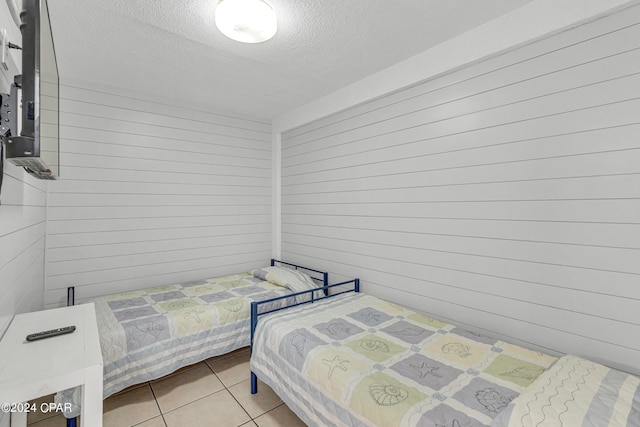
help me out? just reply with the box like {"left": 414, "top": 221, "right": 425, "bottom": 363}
{"left": 134, "top": 416, "right": 167, "bottom": 427}
{"left": 27, "top": 393, "right": 56, "bottom": 424}
{"left": 254, "top": 404, "right": 307, "bottom": 427}
{"left": 112, "top": 361, "right": 204, "bottom": 400}
{"left": 158, "top": 360, "right": 209, "bottom": 380}
{"left": 151, "top": 363, "right": 224, "bottom": 413}
{"left": 205, "top": 349, "right": 251, "bottom": 387}
{"left": 207, "top": 346, "right": 250, "bottom": 362}
{"left": 239, "top": 422, "right": 258, "bottom": 427}
{"left": 228, "top": 379, "right": 283, "bottom": 418}
{"left": 163, "top": 389, "right": 250, "bottom": 427}
{"left": 103, "top": 383, "right": 161, "bottom": 427}
{"left": 27, "top": 413, "right": 66, "bottom": 427}
{"left": 112, "top": 381, "right": 150, "bottom": 396}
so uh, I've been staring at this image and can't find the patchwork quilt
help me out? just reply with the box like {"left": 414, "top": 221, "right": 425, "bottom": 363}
{"left": 92, "top": 269, "right": 314, "bottom": 398}
{"left": 251, "top": 293, "right": 557, "bottom": 427}
{"left": 492, "top": 354, "right": 640, "bottom": 427}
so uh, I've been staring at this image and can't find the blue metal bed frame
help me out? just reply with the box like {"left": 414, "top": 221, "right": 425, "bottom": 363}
{"left": 249, "top": 277, "right": 360, "bottom": 394}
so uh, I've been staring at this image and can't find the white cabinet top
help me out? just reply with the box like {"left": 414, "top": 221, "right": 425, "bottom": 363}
{"left": 0, "top": 303, "right": 102, "bottom": 402}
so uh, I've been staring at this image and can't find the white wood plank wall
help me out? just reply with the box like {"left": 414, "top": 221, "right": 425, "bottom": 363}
{"left": 0, "top": 164, "right": 47, "bottom": 337}
{"left": 44, "top": 84, "right": 272, "bottom": 307}
{"left": 281, "top": 6, "right": 640, "bottom": 375}
{"left": 0, "top": 3, "right": 46, "bottom": 341}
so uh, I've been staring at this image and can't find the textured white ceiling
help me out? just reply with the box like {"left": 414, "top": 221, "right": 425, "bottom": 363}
{"left": 47, "top": 0, "right": 536, "bottom": 119}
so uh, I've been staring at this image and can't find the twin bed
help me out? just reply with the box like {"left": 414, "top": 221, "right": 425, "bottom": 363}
{"left": 63, "top": 260, "right": 639, "bottom": 426}
{"left": 60, "top": 259, "right": 327, "bottom": 421}
{"left": 249, "top": 281, "right": 640, "bottom": 427}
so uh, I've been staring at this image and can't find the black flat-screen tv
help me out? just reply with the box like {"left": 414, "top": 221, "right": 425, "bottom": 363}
{"left": 2, "top": 0, "right": 59, "bottom": 180}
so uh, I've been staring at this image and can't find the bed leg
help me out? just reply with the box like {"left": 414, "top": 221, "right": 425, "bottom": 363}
{"left": 251, "top": 372, "right": 258, "bottom": 394}
{"left": 323, "top": 272, "right": 329, "bottom": 296}
{"left": 67, "top": 286, "right": 75, "bottom": 306}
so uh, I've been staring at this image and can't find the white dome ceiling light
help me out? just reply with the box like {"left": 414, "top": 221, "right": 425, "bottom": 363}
{"left": 214, "top": 0, "right": 277, "bottom": 44}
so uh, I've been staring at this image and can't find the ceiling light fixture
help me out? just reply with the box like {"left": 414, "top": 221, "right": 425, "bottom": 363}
{"left": 215, "top": 0, "right": 277, "bottom": 44}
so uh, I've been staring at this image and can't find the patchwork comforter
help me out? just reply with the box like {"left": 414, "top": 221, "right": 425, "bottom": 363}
{"left": 93, "top": 267, "right": 317, "bottom": 398}
{"left": 250, "top": 292, "right": 557, "bottom": 427}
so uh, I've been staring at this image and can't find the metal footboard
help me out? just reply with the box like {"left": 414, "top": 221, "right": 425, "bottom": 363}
{"left": 249, "top": 278, "right": 360, "bottom": 394}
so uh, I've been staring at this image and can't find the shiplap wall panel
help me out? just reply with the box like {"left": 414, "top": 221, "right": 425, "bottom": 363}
{"left": 47, "top": 232, "right": 269, "bottom": 262}
{"left": 47, "top": 204, "right": 270, "bottom": 220}
{"left": 60, "top": 140, "right": 269, "bottom": 170}
{"left": 46, "top": 242, "right": 270, "bottom": 276}
{"left": 281, "top": 6, "right": 640, "bottom": 374}
{"left": 45, "top": 84, "right": 271, "bottom": 307}
{"left": 59, "top": 130, "right": 267, "bottom": 164}
{"left": 0, "top": 166, "right": 47, "bottom": 338}
{"left": 282, "top": 108, "right": 640, "bottom": 187}
{"left": 45, "top": 243, "right": 271, "bottom": 287}
{"left": 282, "top": 90, "right": 640, "bottom": 180}
{"left": 283, "top": 74, "right": 640, "bottom": 163}
{"left": 58, "top": 167, "right": 268, "bottom": 187}
{"left": 282, "top": 229, "right": 640, "bottom": 300}
{"left": 283, "top": 13, "right": 640, "bottom": 142}
{"left": 284, "top": 199, "right": 640, "bottom": 224}
{"left": 60, "top": 102, "right": 269, "bottom": 141}
{"left": 46, "top": 223, "right": 269, "bottom": 247}
{"left": 283, "top": 105, "right": 640, "bottom": 186}
{"left": 282, "top": 213, "right": 640, "bottom": 258}
{"left": 57, "top": 153, "right": 268, "bottom": 178}
{"left": 48, "top": 214, "right": 269, "bottom": 234}
{"left": 60, "top": 85, "right": 269, "bottom": 133}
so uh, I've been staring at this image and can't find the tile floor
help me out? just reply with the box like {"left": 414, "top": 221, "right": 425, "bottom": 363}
{"left": 26, "top": 348, "right": 307, "bottom": 427}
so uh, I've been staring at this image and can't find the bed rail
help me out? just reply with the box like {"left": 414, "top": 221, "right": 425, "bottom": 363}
{"left": 250, "top": 278, "right": 360, "bottom": 394}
